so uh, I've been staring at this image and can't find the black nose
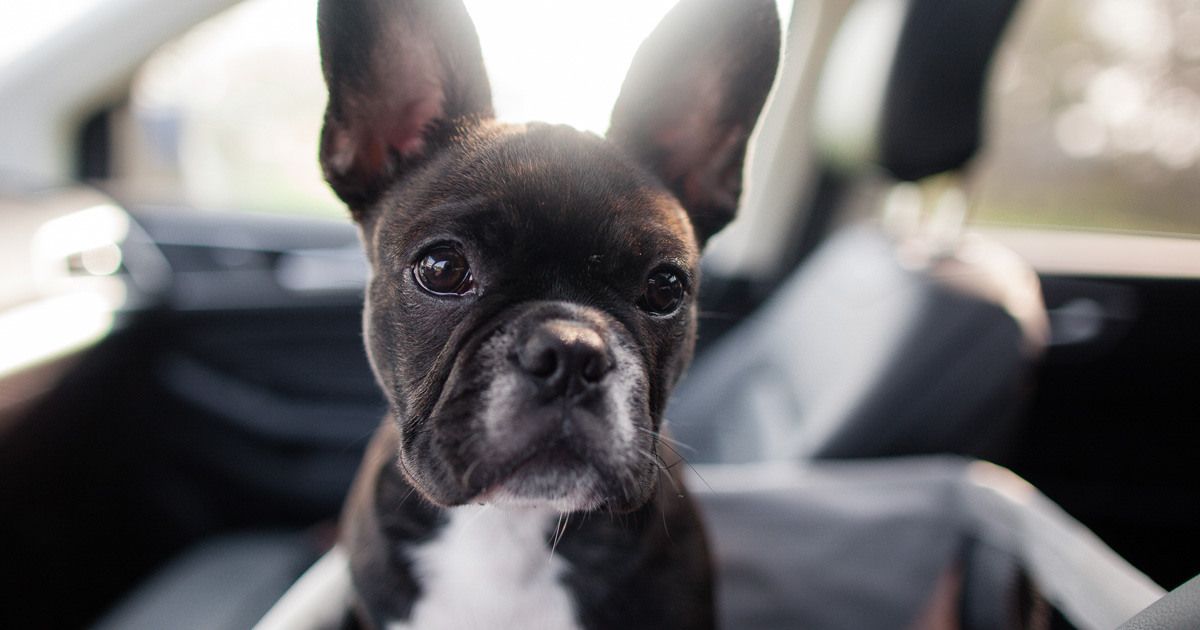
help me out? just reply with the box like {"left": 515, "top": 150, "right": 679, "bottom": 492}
{"left": 517, "top": 321, "right": 612, "bottom": 396}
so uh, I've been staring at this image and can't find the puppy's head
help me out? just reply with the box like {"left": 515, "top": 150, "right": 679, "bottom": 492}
{"left": 318, "top": 0, "right": 779, "bottom": 512}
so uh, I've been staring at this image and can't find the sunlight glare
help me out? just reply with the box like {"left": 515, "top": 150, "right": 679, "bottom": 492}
{"left": 0, "top": 0, "right": 109, "bottom": 67}
{"left": 463, "top": 0, "right": 678, "bottom": 134}
{"left": 464, "top": 0, "right": 792, "bottom": 134}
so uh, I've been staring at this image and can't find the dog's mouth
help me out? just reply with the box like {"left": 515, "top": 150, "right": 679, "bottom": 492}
{"left": 469, "top": 440, "right": 610, "bottom": 512}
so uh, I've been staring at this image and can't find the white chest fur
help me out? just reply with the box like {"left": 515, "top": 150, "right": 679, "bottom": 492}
{"left": 387, "top": 504, "right": 583, "bottom": 630}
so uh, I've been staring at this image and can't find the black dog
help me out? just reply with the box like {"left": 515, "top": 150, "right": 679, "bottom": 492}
{"left": 316, "top": 0, "right": 778, "bottom": 627}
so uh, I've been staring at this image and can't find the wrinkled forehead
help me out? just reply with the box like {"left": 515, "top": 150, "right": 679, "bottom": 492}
{"left": 378, "top": 124, "right": 700, "bottom": 270}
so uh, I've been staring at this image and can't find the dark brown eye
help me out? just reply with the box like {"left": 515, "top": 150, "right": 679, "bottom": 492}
{"left": 640, "top": 267, "right": 685, "bottom": 315}
{"left": 414, "top": 246, "right": 474, "bottom": 296}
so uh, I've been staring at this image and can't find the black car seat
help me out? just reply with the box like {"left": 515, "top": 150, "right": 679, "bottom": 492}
{"left": 668, "top": 0, "right": 1046, "bottom": 465}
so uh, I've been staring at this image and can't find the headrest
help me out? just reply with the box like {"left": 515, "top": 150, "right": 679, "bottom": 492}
{"left": 813, "top": 0, "right": 1020, "bottom": 181}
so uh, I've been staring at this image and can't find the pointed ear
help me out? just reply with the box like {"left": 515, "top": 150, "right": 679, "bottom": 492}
{"left": 318, "top": 0, "right": 493, "bottom": 217}
{"left": 608, "top": 0, "right": 780, "bottom": 245}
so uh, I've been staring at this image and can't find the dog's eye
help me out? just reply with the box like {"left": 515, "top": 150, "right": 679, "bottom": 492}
{"left": 413, "top": 246, "right": 474, "bottom": 296}
{"left": 639, "top": 267, "right": 685, "bottom": 315}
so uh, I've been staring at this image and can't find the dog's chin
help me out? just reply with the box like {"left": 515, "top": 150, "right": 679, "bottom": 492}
{"left": 477, "top": 483, "right": 605, "bottom": 513}
{"left": 464, "top": 451, "right": 649, "bottom": 513}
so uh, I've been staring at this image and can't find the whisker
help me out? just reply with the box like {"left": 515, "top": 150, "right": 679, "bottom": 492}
{"left": 636, "top": 447, "right": 666, "bottom": 469}
{"left": 391, "top": 486, "right": 418, "bottom": 514}
{"left": 461, "top": 457, "right": 483, "bottom": 487}
{"left": 549, "top": 513, "right": 569, "bottom": 561}
{"left": 659, "top": 495, "right": 672, "bottom": 541}
{"left": 340, "top": 425, "right": 380, "bottom": 455}
{"left": 637, "top": 425, "right": 698, "bottom": 454}
{"left": 654, "top": 453, "right": 684, "bottom": 495}
{"left": 457, "top": 433, "right": 484, "bottom": 456}
{"left": 657, "top": 440, "right": 717, "bottom": 498}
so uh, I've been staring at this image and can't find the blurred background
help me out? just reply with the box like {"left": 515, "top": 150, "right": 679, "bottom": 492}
{"left": 976, "top": 0, "right": 1200, "bottom": 234}
{"left": 5, "top": 0, "right": 1199, "bottom": 234}
{"left": 1, "top": 0, "right": 777, "bottom": 217}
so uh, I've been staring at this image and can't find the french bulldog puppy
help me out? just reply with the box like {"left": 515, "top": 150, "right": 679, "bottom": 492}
{"left": 316, "top": 0, "right": 779, "bottom": 627}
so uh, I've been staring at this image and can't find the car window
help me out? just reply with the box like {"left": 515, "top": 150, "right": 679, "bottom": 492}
{"left": 124, "top": 0, "right": 339, "bottom": 217}
{"left": 0, "top": 0, "right": 108, "bottom": 67}
{"left": 976, "top": 0, "right": 1200, "bottom": 236}
{"left": 122, "top": 0, "right": 794, "bottom": 218}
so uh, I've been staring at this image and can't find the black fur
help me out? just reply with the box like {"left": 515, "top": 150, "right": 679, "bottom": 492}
{"left": 317, "top": 0, "right": 779, "bottom": 628}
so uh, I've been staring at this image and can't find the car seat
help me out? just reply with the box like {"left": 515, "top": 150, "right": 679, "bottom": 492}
{"left": 242, "top": 457, "right": 1164, "bottom": 630}
{"left": 669, "top": 0, "right": 1048, "bottom": 465}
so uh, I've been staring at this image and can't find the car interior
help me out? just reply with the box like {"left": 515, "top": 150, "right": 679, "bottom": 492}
{"left": 1, "top": 0, "right": 1199, "bottom": 628}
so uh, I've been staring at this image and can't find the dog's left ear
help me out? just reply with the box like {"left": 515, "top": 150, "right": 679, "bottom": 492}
{"left": 608, "top": 0, "right": 780, "bottom": 246}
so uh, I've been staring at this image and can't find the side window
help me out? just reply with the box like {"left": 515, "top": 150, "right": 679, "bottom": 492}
{"left": 119, "top": 0, "right": 340, "bottom": 217}
{"left": 976, "top": 0, "right": 1200, "bottom": 235}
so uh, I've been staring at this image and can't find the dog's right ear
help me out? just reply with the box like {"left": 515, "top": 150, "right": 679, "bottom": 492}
{"left": 318, "top": 0, "right": 493, "bottom": 217}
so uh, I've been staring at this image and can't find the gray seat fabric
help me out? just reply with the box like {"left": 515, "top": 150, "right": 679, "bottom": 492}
{"left": 693, "top": 457, "right": 1161, "bottom": 630}
{"left": 687, "top": 0, "right": 1040, "bottom": 466}
{"left": 250, "top": 457, "right": 1162, "bottom": 630}
{"left": 670, "top": 226, "right": 1041, "bottom": 464}
{"left": 1115, "top": 574, "right": 1200, "bottom": 630}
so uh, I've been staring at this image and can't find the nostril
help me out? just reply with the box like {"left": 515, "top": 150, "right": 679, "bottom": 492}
{"left": 522, "top": 344, "right": 559, "bottom": 379}
{"left": 581, "top": 353, "right": 609, "bottom": 383}
{"left": 517, "top": 320, "right": 611, "bottom": 393}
